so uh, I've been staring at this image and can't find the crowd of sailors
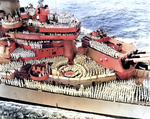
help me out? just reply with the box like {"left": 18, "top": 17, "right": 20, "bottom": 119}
{"left": 11, "top": 47, "right": 36, "bottom": 59}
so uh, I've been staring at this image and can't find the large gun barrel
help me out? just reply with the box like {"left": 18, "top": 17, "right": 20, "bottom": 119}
{"left": 132, "top": 53, "right": 150, "bottom": 58}
{"left": 125, "top": 57, "right": 150, "bottom": 63}
{"left": 124, "top": 56, "right": 150, "bottom": 71}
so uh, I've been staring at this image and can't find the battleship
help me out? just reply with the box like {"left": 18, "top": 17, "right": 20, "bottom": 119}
{"left": 0, "top": 0, "right": 150, "bottom": 118}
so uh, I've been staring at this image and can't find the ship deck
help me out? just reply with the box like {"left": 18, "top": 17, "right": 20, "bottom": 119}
{"left": 0, "top": 84, "right": 150, "bottom": 119}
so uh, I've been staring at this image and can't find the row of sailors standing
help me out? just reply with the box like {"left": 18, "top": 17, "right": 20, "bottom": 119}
{"left": 11, "top": 47, "right": 36, "bottom": 59}
{"left": 15, "top": 39, "right": 43, "bottom": 49}
{"left": 1, "top": 14, "right": 21, "bottom": 25}
{"left": 28, "top": 17, "right": 80, "bottom": 28}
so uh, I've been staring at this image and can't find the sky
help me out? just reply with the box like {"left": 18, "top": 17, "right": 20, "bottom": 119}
{"left": 20, "top": 0, "right": 62, "bottom": 9}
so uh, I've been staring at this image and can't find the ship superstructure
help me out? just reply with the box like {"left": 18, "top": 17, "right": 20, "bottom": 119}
{"left": 0, "top": 1, "right": 150, "bottom": 118}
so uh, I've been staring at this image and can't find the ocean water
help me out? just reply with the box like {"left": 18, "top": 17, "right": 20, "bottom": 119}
{"left": 20, "top": 0, "right": 150, "bottom": 52}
